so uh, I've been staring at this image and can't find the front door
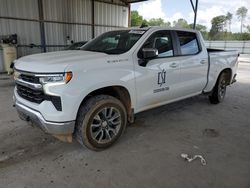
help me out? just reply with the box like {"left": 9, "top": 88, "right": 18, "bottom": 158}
{"left": 134, "top": 30, "right": 181, "bottom": 112}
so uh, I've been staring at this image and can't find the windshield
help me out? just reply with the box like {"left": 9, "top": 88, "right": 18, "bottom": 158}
{"left": 81, "top": 30, "right": 146, "bottom": 55}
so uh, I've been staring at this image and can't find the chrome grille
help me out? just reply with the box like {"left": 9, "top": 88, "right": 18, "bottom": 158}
{"left": 20, "top": 74, "right": 40, "bottom": 84}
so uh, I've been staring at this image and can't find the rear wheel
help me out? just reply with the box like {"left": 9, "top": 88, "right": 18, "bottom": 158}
{"left": 209, "top": 72, "right": 228, "bottom": 104}
{"left": 75, "top": 95, "right": 127, "bottom": 150}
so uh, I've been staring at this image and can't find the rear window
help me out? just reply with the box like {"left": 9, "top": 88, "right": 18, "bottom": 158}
{"left": 177, "top": 31, "right": 200, "bottom": 55}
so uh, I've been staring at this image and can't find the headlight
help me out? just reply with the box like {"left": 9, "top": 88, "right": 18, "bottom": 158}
{"left": 39, "top": 72, "right": 73, "bottom": 84}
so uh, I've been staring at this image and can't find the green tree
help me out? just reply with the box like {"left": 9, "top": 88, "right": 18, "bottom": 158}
{"left": 209, "top": 15, "right": 227, "bottom": 39}
{"left": 189, "top": 23, "right": 207, "bottom": 32}
{"left": 173, "top": 18, "right": 190, "bottom": 28}
{"left": 236, "top": 6, "right": 248, "bottom": 33}
{"left": 188, "top": 23, "right": 208, "bottom": 39}
{"left": 131, "top": 11, "right": 143, "bottom": 27}
{"left": 246, "top": 25, "right": 250, "bottom": 32}
{"left": 226, "top": 12, "right": 233, "bottom": 32}
{"left": 147, "top": 18, "right": 171, "bottom": 27}
{"left": 140, "top": 19, "right": 149, "bottom": 28}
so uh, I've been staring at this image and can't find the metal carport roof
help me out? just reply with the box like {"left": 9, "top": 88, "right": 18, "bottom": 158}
{"left": 124, "top": 0, "right": 198, "bottom": 29}
{"left": 122, "top": 0, "right": 148, "bottom": 3}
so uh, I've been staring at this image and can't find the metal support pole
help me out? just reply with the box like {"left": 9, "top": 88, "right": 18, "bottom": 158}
{"left": 193, "top": 0, "right": 198, "bottom": 29}
{"left": 38, "top": 0, "right": 46, "bottom": 52}
{"left": 242, "top": 40, "right": 246, "bottom": 54}
{"left": 91, "top": 0, "right": 95, "bottom": 38}
{"left": 128, "top": 4, "right": 131, "bottom": 27}
{"left": 190, "top": 0, "right": 198, "bottom": 29}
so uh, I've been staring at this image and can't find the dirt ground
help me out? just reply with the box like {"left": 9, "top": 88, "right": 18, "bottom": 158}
{"left": 0, "top": 62, "right": 250, "bottom": 188}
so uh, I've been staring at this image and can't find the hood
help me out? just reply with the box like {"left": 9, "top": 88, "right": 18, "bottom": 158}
{"left": 14, "top": 50, "right": 108, "bottom": 73}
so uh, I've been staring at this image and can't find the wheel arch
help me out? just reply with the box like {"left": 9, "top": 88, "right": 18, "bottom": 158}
{"left": 77, "top": 85, "right": 134, "bottom": 123}
{"left": 218, "top": 68, "right": 232, "bottom": 85}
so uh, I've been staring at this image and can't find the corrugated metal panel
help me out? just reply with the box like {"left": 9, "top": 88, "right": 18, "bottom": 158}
{"left": 17, "top": 47, "right": 42, "bottom": 57}
{"left": 94, "top": 26, "right": 119, "bottom": 37}
{"left": 43, "top": 0, "right": 128, "bottom": 46}
{"left": 0, "top": 0, "right": 41, "bottom": 57}
{"left": 108, "top": 0, "right": 127, "bottom": 5}
{"left": 46, "top": 46, "right": 65, "bottom": 53}
{"left": 0, "top": 0, "right": 129, "bottom": 57}
{"left": 43, "top": 0, "right": 92, "bottom": 24}
{"left": 0, "top": 0, "right": 39, "bottom": 19}
{"left": 0, "top": 18, "right": 41, "bottom": 57}
{"left": 44, "top": 22, "right": 92, "bottom": 50}
{"left": 0, "top": 19, "right": 40, "bottom": 45}
{"left": 112, "top": 0, "right": 126, "bottom": 4}
{"left": 94, "top": 1, "right": 128, "bottom": 27}
{"left": 70, "top": 24, "right": 92, "bottom": 41}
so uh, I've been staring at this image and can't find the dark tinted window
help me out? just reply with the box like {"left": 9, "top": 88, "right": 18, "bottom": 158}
{"left": 140, "top": 31, "right": 173, "bottom": 58}
{"left": 177, "top": 31, "right": 200, "bottom": 55}
{"left": 82, "top": 30, "right": 145, "bottom": 54}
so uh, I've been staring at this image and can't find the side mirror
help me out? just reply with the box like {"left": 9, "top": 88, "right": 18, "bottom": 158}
{"left": 142, "top": 48, "right": 158, "bottom": 59}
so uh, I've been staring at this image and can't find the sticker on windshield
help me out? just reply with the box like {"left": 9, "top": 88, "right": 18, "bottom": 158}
{"left": 129, "top": 30, "right": 145, "bottom": 35}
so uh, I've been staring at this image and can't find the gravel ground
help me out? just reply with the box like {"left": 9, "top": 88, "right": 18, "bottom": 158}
{"left": 0, "top": 62, "right": 250, "bottom": 188}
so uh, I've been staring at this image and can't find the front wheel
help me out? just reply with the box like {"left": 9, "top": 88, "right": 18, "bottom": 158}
{"left": 75, "top": 95, "right": 127, "bottom": 150}
{"left": 209, "top": 72, "right": 228, "bottom": 104}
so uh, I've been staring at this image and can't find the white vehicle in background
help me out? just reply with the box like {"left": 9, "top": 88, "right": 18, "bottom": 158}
{"left": 13, "top": 27, "right": 238, "bottom": 150}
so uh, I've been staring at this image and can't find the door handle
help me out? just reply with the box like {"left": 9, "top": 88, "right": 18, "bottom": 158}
{"left": 170, "top": 63, "right": 178, "bottom": 68}
{"left": 200, "top": 60, "right": 207, "bottom": 64}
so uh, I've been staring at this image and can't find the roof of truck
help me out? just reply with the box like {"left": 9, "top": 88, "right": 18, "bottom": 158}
{"left": 128, "top": 26, "right": 198, "bottom": 33}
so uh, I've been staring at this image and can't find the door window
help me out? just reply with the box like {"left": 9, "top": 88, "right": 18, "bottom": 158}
{"left": 177, "top": 31, "right": 200, "bottom": 55}
{"left": 139, "top": 31, "right": 174, "bottom": 58}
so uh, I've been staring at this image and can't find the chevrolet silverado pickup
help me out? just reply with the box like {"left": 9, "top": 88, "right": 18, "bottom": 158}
{"left": 13, "top": 27, "right": 238, "bottom": 150}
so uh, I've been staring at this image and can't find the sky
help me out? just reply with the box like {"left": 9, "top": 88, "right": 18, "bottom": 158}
{"left": 131, "top": 0, "right": 250, "bottom": 32}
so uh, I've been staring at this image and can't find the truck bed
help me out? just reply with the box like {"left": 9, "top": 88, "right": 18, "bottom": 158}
{"left": 204, "top": 48, "right": 239, "bottom": 92}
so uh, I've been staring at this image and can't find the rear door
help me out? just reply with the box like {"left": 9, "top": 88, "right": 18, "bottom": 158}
{"left": 174, "top": 31, "right": 208, "bottom": 96}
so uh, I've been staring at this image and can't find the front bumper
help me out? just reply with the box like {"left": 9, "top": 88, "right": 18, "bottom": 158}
{"left": 15, "top": 101, "right": 75, "bottom": 135}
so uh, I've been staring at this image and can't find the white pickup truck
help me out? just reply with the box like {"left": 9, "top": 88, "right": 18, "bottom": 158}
{"left": 13, "top": 27, "right": 238, "bottom": 150}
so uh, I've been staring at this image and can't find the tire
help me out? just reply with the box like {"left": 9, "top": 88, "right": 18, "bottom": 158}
{"left": 209, "top": 72, "right": 228, "bottom": 104}
{"left": 75, "top": 95, "right": 127, "bottom": 150}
